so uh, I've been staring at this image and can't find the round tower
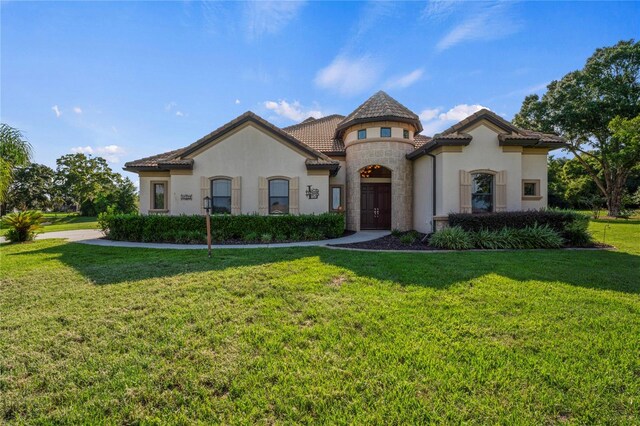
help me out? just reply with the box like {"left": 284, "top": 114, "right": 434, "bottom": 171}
{"left": 336, "top": 91, "right": 422, "bottom": 231}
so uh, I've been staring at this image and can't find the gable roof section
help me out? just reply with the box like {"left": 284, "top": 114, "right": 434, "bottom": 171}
{"left": 283, "top": 114, "right": 346, "bottom": 155}
{"left": 335, "top": 91, "right": 423, "bottom": 137}
{"left": 124, "top": 111, "right": 339, "bottom": 174}
{"left": 407, "top": 108, "right": 566, "bottom": 160}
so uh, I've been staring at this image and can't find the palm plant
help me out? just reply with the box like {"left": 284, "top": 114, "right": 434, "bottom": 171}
{"left": 0, "top": 123, "right": 33, "bottom": 205}
{"left": 1, "top": 210, "right": 43, "bottom": 242}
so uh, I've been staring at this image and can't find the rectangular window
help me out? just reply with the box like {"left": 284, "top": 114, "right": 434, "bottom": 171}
{"left": 330, "top": 185, "right": 343, "bottom": 211}
{"left": 522, "top": 180, "right": 541, "bottom": 198}
{"left": 152, "top": 182, "right": 166, "bottom": 210}
{"left": 380, "top": 127, "right": 392, "bottom": 137}
{"left": 357, "top": 129, "right": 367, "bottom": 140}
{"left": 403, "top": 129, "right": 409, "bottom": 139}
{"left": 211, "top": 178, "right": 231, "bottom": 214}
{"left": 471, "top": 173, "right": 493, "bottom": 213}
{"left": 269, "top": 179, "right": 289, "bottom": 214}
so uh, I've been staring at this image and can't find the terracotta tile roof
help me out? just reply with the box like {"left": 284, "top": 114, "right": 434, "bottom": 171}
{"left": 336, "top": 91, "right": 423, "bottom": 136}
{"left": 413, "top": 134, "right": 432, "bottom": 148}
{"left": 283, "top": 114, "right": 346, "bottom": 154}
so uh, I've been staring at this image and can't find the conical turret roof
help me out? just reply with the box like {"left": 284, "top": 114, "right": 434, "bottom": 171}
{"left": 336, "top": 91, "right": 422, "bottom": 137}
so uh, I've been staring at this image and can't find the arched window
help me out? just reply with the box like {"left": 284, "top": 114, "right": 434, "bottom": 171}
{"left": 472, "top": 173, "right": 494, "bottom": 213}
{"left": 269, "top": 179, "right": 289, "bottom": 214}
{"left": 211, "top": 178, "right": 231, "bottom": 214}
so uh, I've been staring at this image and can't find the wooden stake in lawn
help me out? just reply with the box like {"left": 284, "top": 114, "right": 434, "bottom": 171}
{"left": 203, "top": 196, "right": 212, "bottom": 258}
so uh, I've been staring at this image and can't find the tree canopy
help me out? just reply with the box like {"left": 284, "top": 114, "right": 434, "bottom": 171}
{"left": 513, "top": 40, "right": 640, "bottom": 216}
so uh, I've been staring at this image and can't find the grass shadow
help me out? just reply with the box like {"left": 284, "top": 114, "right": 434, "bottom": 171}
{"left": 5, "top": 239, "right": 640, "bottom": 294}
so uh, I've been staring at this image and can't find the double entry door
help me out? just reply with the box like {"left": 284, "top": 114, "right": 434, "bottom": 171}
{"left": 360, "top": 183, "right": 391, "bottom": 230}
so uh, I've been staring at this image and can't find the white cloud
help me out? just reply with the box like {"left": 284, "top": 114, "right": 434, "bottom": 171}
{"left": 315, "top": 55, "right": 382, "bottom": 96}
{"left": 438, "top": 104, "right": 487, "bottom": 121}
{"left": 419, "top": 108, "right": 441, "bottom": 121}
{"left": 419, "top": 104, "right": 488, "bottom": 135}
{"left": 52, "top": 105, "right": 62, "bottom": 118}
{"left": 244, "top": 1, "right": 305, "bottom": 40}
{"left": 385, "top": 68, "right": 424, "bottom": 89}
{"left": 422, "top": 0, "right": 461, "bottom": 20}
{"left": 73, "top": 106, "right": 82, "bottom": 114}
{"left": 235, "top": 99, "right": 241, "bottom": 105}
{"left": 71, "top": 145, "right": 94, "bottom": 154}
{"left": 175, "top": 111, "right": 184, "bottom": 117}
{"left": 264, "top": 100, "right": 323, "bottom": 122}
{"left": 165, "top": 101, "right": 177, "bottom": 111}
{"left": 435, "top": 3, "right": 521, "bottom": 52}
{"left": 70, "top": 144, "right": 125, "bottom": 163}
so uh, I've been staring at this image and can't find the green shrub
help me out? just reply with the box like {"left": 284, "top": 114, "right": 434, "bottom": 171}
{"left": 260, "top": 233, "right": 273, "bottom": 243}
{"left": 99, "top": 213, "right": 344, "bottom": 244}
{"left": 449, "top": 210, "right": 590, "bottom": 246}
{"left": 470, "top": 225, "right": 564, "bottom": 249}
{"left": 1, "top": 210, "right": 44, "bottom": 243}
{"left": 399, "top": 231, "right": 419, "bottom": 245}
{"left": 275, "top": 233, "right": 287, "bottom": 242}
{"left": 429, "top": 226, "right": 474, "bottom": 250}
{"left": 391, "top": 228, "right": 403, "bottom": 237}
{"left": 563, "top": 215, "right": 593, "bottom": 246}
{"left": 244, "top": 232, "right": 259, "bottom": 242}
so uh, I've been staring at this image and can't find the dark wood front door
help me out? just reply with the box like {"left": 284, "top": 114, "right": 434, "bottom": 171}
{"left": 360, "top": 183, "right": 391, "bottom": 230}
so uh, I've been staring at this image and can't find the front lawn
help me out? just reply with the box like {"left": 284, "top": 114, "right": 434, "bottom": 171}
{"left": 0, "top": 212, "right": 98, "bottom": 236}
{"left": 0, "top": 221, "right": 638, "bottom": 423}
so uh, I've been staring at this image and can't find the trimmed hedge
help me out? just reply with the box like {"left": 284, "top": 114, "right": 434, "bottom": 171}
{"left": 448, "top": 210, "right": 592, "bottom": 246}
{"left": 99, "top": 213, "right": 345, "bottom": 244}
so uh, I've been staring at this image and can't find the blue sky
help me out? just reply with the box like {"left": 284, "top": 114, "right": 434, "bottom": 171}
{"left": 2, "top": 1, "right": 639, "bottom": 183}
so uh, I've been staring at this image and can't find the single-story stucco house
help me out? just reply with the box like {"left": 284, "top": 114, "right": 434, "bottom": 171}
{"left": 124, "top": 91, "right": 565, "bottom": 232}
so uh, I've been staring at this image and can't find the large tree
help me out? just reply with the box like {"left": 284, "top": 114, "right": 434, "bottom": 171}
{"left": 513, "top": 40, "right": 640, "bottom": 216}
{"left": 0, "top": 124, "right": 33, "bottom": 208}
{"left": 54, "top": 153, "right": 137, "bottom": 215}
{"left": 6, "top": 163, "right": 55, "bottom": 211}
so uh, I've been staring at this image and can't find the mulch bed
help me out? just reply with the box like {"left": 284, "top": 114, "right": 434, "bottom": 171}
{"left": 330, "top": 232, "right": 439, "bottom": 251}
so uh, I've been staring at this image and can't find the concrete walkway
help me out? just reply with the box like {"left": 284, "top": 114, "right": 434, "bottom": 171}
{"left": 8, "top": 229, "right": 390, "bottom": 249}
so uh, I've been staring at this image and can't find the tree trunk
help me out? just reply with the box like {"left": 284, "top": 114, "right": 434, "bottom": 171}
{"left": 606, "top": 186, "right": 623, "bottom": 217}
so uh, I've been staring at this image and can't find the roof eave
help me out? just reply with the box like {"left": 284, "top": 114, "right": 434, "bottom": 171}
{"left": 406, "top": 138, "right": 472, "bottom": 160}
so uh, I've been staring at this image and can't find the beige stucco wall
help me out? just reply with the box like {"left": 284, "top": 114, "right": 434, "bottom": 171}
{"left": 137, "top": 123, "right": 330, "bottom": 215}
{"left": 343, "top": 122, "right": 415, "bottom": 144}
{"left": 435, "top": 124, "right": 524, "bottom": 216}
{"left": 412, "top": 155, "right": 433, "bottom": 233}
{"left": 345, "top": 136, "right": 414, "bottom": 231}
{"left": 521, "top": 151, "right": 548, "bottom": 210}
{"left": 138, "top": 172, "right": 170, "bottom": 213}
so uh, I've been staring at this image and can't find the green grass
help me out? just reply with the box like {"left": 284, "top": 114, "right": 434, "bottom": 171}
{"left": 0, "top": 212, "right": 98, "bottom": 236}
{"left": 0, "top": 222, "right": 638, "bottom": 424}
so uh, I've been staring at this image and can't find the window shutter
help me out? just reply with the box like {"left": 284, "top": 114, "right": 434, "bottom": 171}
{"left": 496, "top": 171, "right": 507, "bottom": 212}
{"left": 258, "top": 177, "right": 268, "bottom": 215}
{"left": 459, "top": 170, "right": 472, "bottom": 213}
{"left": 200, "top": 176, "right": 208, "bottom": 215}
{"left": 289, "top": 177, "right": 299, "bottom": 215}
{"left": 231, "top": 177, "right": 242, "bottom": 215}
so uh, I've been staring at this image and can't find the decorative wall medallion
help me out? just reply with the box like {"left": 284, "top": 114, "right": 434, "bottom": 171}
{"left": 180, "top": 194, "right": 193, "bottom": 200}
{"left": 305, "top": 185, "right": 319, "bottom": 199}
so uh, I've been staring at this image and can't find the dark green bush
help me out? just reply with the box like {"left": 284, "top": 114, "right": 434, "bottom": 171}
{"left": 435, "top": 224, "right": 564, "bottom": 250}
{"left": 469, "top": 224, "right": 564, "bottom": 249}
{"left": 449, "top": 210, "right": 591, "bottom": 246}
{"left": 429, "top": 226, "right": 474, "bottom": 250}
{"left": 99, "top": 213, "right": 345, "bottom": 244}
{"left": 399, "top": 231, "right": 419, "bottom": 245}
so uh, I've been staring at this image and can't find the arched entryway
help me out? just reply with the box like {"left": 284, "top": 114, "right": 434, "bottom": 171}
{"left": 360, "top": 165, "right": 392, "bottom": 229}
